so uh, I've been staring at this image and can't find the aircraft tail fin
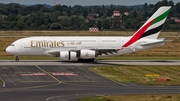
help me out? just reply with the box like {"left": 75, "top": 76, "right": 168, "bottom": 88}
{"left": 133, "top": 6, "right": 171, "bottom": 39}
{"left": 122, "top": 6, "right": 171, "bottom": 48}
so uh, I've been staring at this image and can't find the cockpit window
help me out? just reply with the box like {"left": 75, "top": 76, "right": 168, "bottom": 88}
{"left": 10, "top": 44, "right": 15, "bottom": 46}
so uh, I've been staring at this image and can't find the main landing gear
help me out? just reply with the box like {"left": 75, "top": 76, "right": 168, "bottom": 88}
{"left": 78, "top": 58, "right": 96, "bottom": 62}
{"left": 15, "top": 56, "right": 19, "bottom": 62}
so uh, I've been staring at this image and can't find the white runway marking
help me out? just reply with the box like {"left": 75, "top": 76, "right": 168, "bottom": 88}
{"left": 115, "top": 82, "right": 128, "bottom": 86}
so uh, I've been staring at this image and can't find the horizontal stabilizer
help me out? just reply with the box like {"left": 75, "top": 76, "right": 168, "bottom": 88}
{"left": 140, "top": 40, "right": 172, "bottom": 46}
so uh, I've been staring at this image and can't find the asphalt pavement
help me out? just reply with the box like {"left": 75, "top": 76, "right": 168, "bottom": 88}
{"left": 0, "top": 60, "right": 180, "bottom": 101}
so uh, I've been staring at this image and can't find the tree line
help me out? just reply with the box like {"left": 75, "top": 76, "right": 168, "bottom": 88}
{"left": 0, "top": 0, "right": 180, "bottom": 31}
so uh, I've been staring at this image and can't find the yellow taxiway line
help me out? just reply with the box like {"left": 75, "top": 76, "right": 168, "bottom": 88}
{"left": 0, "top": 77, "right": 5, "bottom": 87}
{"left": 35, "top": 65, "right": 61, "bottom": 83}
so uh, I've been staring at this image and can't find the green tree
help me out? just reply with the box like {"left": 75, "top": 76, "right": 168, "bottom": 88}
{"left": 50, "top": 22, "right": 62, "bottom": 30}
{"left": 16, "top": 15, "right": 25, "bottom": 30}
{"left": 22, "top": 6, "right": 35, "bottom": 15}
{"left": 149, "top": 4, "right": 154, "bottom": 10}
{"left": 102, "top": 19, "right": 110, "bottom": 29}
{"left": 161, "top": 0, "right": 168, "bottom": 6}
{"left": 112, "top": 18, "right": 121, "bottom": 29}
{"left": 52, "top": 4, "right": 62, "bottom": 12}
{"left": 143, "top": 3, "right": 148, "bottom": 11}
{"left": 83, "top": 9, "right": 88, "bottom": 18}
{"left": 88, "top": 20, "right": 96, "bottom": 28}
{"left": 176, "top": 3, "right": 180, "bottom": 14}
{"left": 73, "top": 5, "right": 83, "bottom": 15}
{"left": 40, "top": 6, "right": 51, "bottom": 12}
{"left": 59, "top": 16, "right": 69, "bottom": 29}
{"left": 97, "top": 20, "right": 102, "bottom": 29}
{"left": 0, "top": 2, "right": 179, "bottom": 31}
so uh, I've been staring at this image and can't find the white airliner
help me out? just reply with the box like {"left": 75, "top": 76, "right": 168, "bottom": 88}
{"left": 6, "top": 6, "right": 171, "bottom": 62}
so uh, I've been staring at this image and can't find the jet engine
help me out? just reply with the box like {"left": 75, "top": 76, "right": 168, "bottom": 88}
{"left": 80, "top": 50, "right": 96, "bottom": 59}
{"left": 60, "top": 51, "right": 77, "bottom": 60}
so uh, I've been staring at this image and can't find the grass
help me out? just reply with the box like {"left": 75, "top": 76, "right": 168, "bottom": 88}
{"left": 80, "top": 94, "right": 180, "bottom": 101}
{"left": 0, "top": 31, "right": 135, "bottom": 36}
{"left": 0, "top": 31, "right": 180, "bottom": 60}
{"left": 97, "top": 56, "right": 180, "bottom": 60}
{"left": 0, "top": 31, "right": 179, "bottom": 37}
{"left": 80, "top": 96, "right": 109, "bottom": 101}
{"left": 89, "top": 65, "right": 180, "bottom": 86}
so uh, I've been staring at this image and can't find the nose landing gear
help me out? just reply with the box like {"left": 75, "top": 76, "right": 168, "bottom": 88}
{"left": 15, "top": 56, "right": 19, "bottom": 62}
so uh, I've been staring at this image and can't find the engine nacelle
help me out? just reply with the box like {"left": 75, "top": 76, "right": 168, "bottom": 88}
{"left": 60, "top": 51, "right": 77, "bottom": 60}
{"left": 80, "top": 50, "right": 96, "bottom": 59}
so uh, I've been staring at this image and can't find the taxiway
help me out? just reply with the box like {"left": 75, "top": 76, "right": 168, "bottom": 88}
{"left": 0, "top": 60, "right": 180, "bottom": 65}
{"left": 0, "top": 60, "right": 180, "bottom": 101}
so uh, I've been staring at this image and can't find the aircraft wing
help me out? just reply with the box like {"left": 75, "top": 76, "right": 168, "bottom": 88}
{"left": 44, "top": 50, "right": 60, "bottom": 56}
{"left": 75, "top": 48, "right": 118, "bottom": 56}
{"left": 93, "top": 49, "right": 118, "bottom": 55}
{"left": 46, "top": 40, "right": 172, "bottom": 57}
{"left": 45, "top": 48, "right": 118, "bottom": 57}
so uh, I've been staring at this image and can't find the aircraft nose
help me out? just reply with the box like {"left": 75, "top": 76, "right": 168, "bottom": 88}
{"left": 6, "top": 46, "right": 13, "bottom": 54}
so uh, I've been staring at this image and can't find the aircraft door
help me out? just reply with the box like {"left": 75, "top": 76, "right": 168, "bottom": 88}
{"left": 96, "top": 38, "right": 101, "bottom": 49}
{"left": 117, "top": 39, "right": 121, "bottom": 43}
{"left": 97, "top": 39, "right": 101, "bottom": 43}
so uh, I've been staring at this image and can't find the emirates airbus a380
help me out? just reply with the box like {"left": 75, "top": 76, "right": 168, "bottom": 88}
{"left": 6, "top": 6, "right": 171, "bottom": 62}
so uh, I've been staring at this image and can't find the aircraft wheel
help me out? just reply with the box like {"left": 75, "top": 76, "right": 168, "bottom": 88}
{"left": 78, "top": 58, "right": 95, "bottom": 62}
{"left": 15, "top": 56, "right": 19, "bottom": 62}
